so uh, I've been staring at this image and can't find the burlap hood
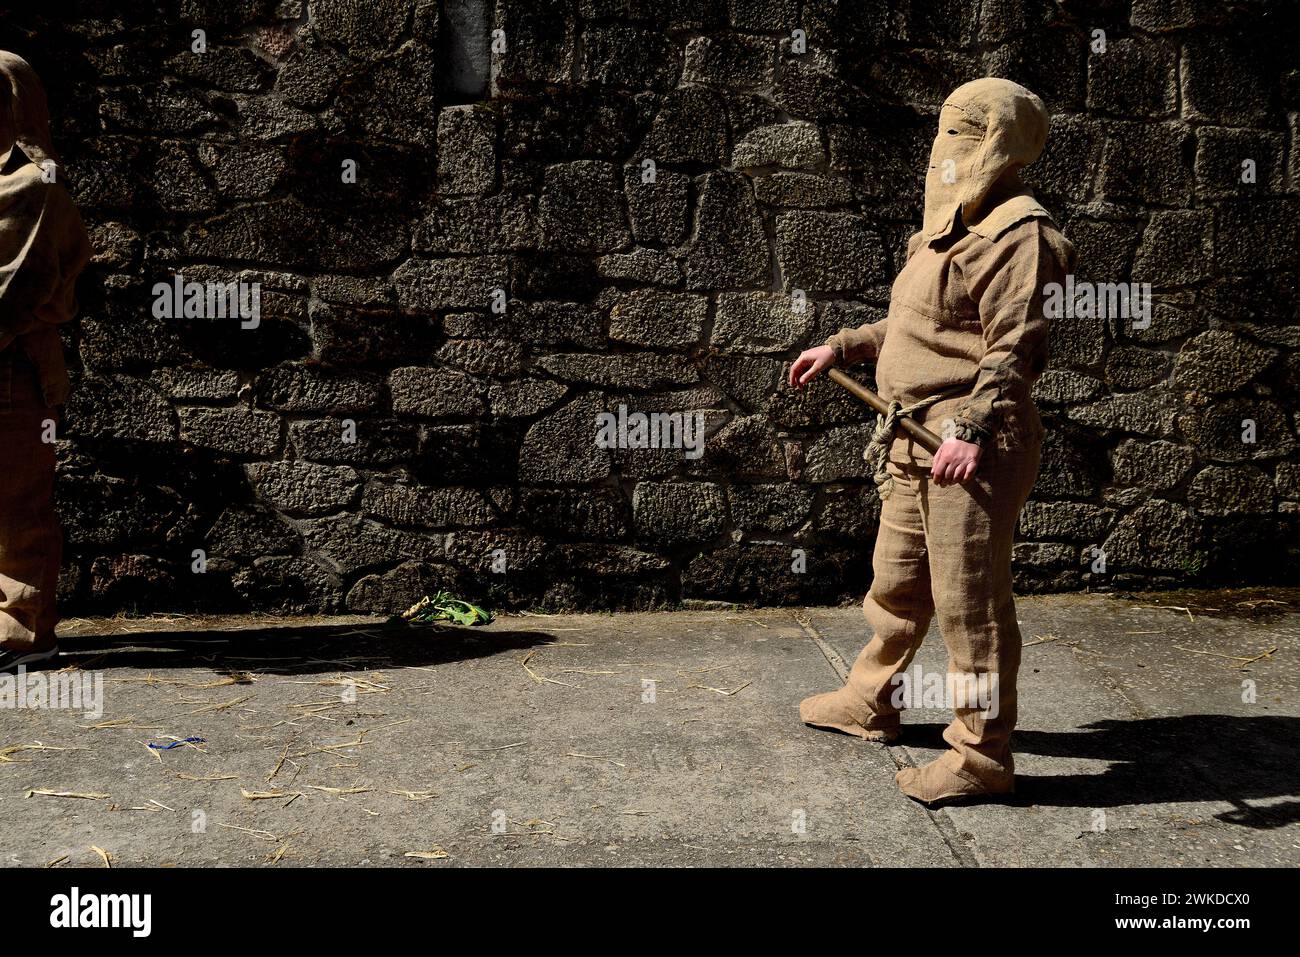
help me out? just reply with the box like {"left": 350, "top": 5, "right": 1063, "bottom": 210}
{"left": 0, "top": 51, "right": 62, "bottom": 174}
{"left": 921, "top": 77, "right": 1054, "bottom": 243}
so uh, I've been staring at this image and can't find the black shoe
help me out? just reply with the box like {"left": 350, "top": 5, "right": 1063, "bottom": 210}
{"left": 0, "top": 646, "right": 59, "bottom": 674}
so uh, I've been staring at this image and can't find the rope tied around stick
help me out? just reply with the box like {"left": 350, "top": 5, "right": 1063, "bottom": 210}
{"left": 862, "top": 387, "right": 965, "bottom": 501}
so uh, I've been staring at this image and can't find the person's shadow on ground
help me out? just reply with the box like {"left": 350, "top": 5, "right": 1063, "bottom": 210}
{"left": 54, "top": 620, "right": 556, "bottom": 677}
{"left": 904, "top": 716, "right": 1300, "bottom": 829}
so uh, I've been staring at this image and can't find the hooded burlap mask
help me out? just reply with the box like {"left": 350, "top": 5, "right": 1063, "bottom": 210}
{"left": 921, "top": 77, "right": 1052, "bottom": 243}
{"left": 0, "top": 51, "right": 61, "bottom": 175}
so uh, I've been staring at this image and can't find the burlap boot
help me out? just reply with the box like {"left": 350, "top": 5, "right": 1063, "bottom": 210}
{"left": 896, "top": 749, "right": 1014, "bottom": 807}
{"left": 799, "top": 675, "right": 902, "bottom": 742}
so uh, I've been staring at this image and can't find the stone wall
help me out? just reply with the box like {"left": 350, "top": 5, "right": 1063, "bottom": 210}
{"left": 4, "top": 0, "right": 1298, "bottom": 614}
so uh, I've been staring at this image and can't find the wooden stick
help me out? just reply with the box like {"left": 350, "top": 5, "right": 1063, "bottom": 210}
{"left": 826, "top": 368, "right": 945, "bottom": 454}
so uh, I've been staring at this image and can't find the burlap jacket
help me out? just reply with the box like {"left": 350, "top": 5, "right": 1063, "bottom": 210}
{"left": 827, "top": 217, "right": 1075, "bottom": 466}
{"left": 0, "top": 155, "right": 90, "bottom": 411}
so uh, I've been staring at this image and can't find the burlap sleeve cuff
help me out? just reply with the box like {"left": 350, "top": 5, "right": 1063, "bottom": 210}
{"left": 950, "top": 417, "right": 991, "bottom": 446}
{"left": 824, "top": 334, "right": 848, "bottom": 364}
{"left": 824, "top": 319, "right": 887, "bottom": 367}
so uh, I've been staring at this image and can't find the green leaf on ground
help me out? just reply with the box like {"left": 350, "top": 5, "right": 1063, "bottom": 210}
{"left": 401, "top": 591, "right": 495, "bottom": 626}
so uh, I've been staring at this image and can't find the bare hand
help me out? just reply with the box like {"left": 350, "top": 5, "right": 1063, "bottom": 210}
{"left": 930, "top": 437, "right": 982, "bottom": 486}
{"left": 788, "top": 345, "right": 836, "bottom": 389}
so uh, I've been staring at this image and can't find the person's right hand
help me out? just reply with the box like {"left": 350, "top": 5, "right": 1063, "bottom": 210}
{"left": 788, "top": 345, "right": 836, "bottom": 390}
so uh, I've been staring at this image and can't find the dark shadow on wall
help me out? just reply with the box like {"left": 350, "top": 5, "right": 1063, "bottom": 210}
{"left": 55, "top": 438, "right": 267, "bottom": 613}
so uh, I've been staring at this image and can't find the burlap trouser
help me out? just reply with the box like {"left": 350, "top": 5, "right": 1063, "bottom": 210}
{"left": 0, "top": 352, "right": 61, "bottom": 653}
{"left": 846, "top": 441, "right": 1041, "bottom": 788}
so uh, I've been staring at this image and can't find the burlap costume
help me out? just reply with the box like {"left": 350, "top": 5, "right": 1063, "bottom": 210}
{"left": 0, "top": 52, "right": 90, "bottom": 656}
{"left": 800, "top": 78, "right": 1075, "bottom": 805}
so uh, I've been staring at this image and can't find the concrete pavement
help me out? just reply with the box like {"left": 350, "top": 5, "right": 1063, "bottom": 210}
{"left": 2, "top": 590, "right": 1297, "bottom": 867}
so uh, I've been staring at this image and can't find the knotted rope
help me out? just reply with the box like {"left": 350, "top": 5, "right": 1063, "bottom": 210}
{"left": 863, "top": 387, "right": 966, "bottom": 501}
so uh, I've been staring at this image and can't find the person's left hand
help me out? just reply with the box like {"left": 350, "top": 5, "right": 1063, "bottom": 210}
{"left": 930, "top": 437, "right": 982, "bottom": 486}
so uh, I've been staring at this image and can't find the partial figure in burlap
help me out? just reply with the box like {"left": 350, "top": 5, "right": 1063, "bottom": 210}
{"left": 0, "top": 52, "right": 91, "bottom": 673}
{"left": 789, "top": 78, "right": 1076, "bottom": 807}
